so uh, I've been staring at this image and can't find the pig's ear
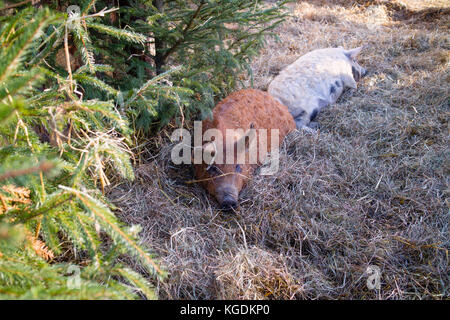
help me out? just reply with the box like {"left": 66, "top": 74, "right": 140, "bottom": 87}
{"left": 345, "top": 46, "right": 363, "bottom": 59}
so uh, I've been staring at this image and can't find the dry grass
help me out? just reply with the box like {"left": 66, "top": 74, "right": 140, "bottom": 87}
{"left": 108, "top": 0, "right": 449, "bottom": 299}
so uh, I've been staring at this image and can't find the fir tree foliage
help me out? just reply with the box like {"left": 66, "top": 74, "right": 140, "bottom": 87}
{"left": 132, "top": 0, "right": 290, "bottom": 128}
{"left": 0, "top": 2, "right": 164, "bottom": 299}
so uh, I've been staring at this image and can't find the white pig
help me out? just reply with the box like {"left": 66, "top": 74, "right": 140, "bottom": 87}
{"left": 268, "top": 47, "right": 367, "bottom": 130}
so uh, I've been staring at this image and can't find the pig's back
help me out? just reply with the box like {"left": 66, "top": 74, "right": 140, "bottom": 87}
{"left": 204, "top": 88, "right": 295, "bottom": 138}
{"left": 268, "top": 48, "right": 352, "bottom": 117}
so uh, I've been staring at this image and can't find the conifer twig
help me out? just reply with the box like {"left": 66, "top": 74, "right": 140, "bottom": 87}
{"left": 64, "top": 25, "right": 73, "bottom": 93}
{"left": 161, "top": 1, "right": 206, "bottom": 63}
{"left": 0, "top": 162, "right": 53, "bottom": 181}
{"left": 0, "top": 0, "right": 34, "bottom": 13}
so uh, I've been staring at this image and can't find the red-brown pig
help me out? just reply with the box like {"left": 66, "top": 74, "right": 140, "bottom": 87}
{"left": 193, "top": 88, "right": 295, "bottom": 210}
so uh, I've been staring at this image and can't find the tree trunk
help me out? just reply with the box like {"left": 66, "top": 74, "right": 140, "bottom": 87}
{"left": 153, "top": 0, "right": 165, "bottom": 74}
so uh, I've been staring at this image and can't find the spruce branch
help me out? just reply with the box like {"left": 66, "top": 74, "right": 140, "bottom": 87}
{"left": 0, "top": 9, "right": 51, "bottom": 83}
{"left": 160, "top": 0, "right": 206, "bottom": 63}
{"left": 59, "top": 186, "right": 165, "bottom": 278}
{"left": 0, "top": 0, "right": 34, "bottom": 13}
{"left": 0, "top": 162, "right": 53, "bottom": 181}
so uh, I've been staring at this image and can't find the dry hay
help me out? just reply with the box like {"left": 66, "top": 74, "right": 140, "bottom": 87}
{"left": 108, "top": 0, "right": 449, "bottom": 299}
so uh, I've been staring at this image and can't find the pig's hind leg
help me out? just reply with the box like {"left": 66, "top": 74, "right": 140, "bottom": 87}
{"left": 294, "top": 114, "right": 317, "bottom": 133}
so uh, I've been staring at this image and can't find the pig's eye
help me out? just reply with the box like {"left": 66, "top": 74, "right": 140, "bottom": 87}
{"left": 206, "top": 165, "right": 221, "bottom": 176}
{"left": 235, "top": 164, "right": 242, "bottom": 173}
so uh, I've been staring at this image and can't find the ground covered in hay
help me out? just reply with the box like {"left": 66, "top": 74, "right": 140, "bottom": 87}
{"left": 108, "top": 0, "right": 449, "bottom": 299}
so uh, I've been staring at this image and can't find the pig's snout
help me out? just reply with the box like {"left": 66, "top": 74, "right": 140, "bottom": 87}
{"left": 216, "top": 186, "right": 239, "bottom": 210}
{"left": 221, "top": 195, "right": 238, "bottom": 210}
